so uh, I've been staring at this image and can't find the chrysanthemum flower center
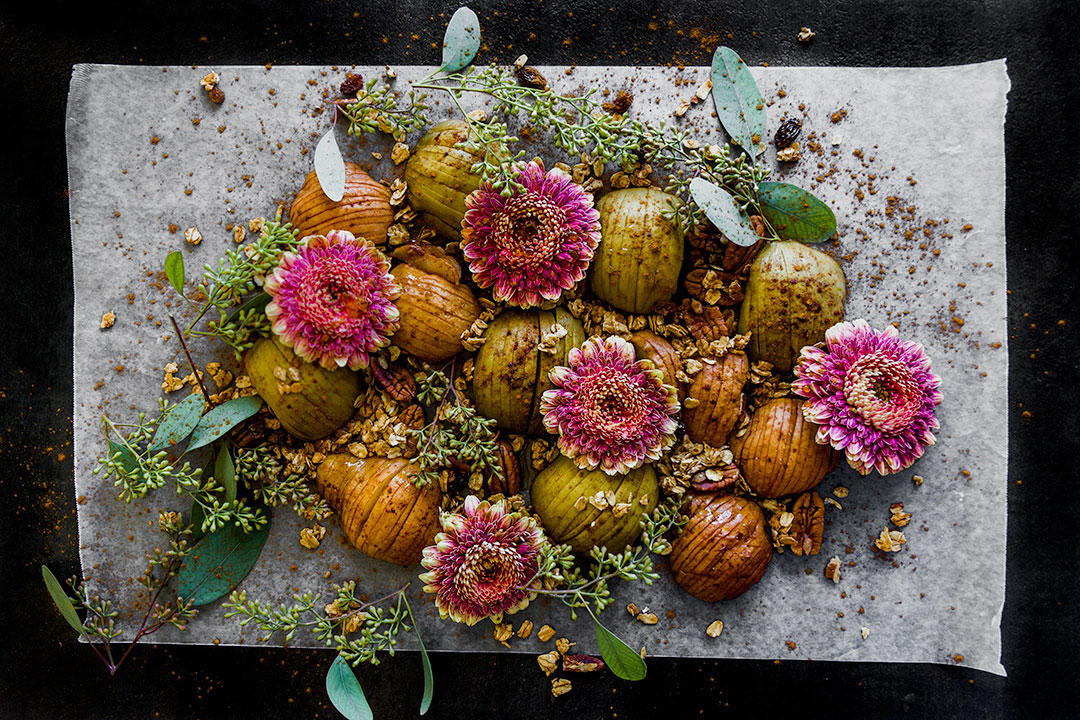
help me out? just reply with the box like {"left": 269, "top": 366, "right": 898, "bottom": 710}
{"left": 576, "top": 367, "right": 647, "bottom": 441}
{"left": 294, "top": 253, "right": 380, "bottom": 338}
{"left": 843, "top": 352, "right": 921, "bottom": 434}
{"left": 455, "top": 541, "right": 525, "bottom": 607}
{"left": 490, "top": 195, "right": 567, "bottom": 271}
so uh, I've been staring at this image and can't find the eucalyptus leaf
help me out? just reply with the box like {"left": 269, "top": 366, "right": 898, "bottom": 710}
{"left": 148, "top": 392, "right": 205, "bottom": 452}
{"left": 689, "top": 177, "right": 761, "bottom": 247}
{"left": 326, "top": 655, "right": 374, "bottom": 720}
{"left": 417, "top": 628, "right": 433, "bottom": 715}
{"left": 226, "top": 291, "right": 271, "bottom": 323}
{"left": 756, "top": 181, "right": 837, "bottom": 243}
{"left": 439, "top": 6, "right": 480, "bottom": 73}
{"left": 189, "top": 452, "right": 216, "bottom": 539}
{"left": 710, "top": 46, "right": 766, "bottom": 157}
{"left": 107, "top": 438, "right": 140, "bottom": 475}
{"left": 594, "top": 617, "right": 647, "bottom": 681}
{"left": 164, "top": 251, "right": 185, "bottom": 294}
{"left": 314, "top": 128, "right": 346, "bottom": 202}
{"left": 177, "top": 516, "right": 270, "bottom": 606}
{"left": 41, "top": 566, "right": 87, "bottom": 640}
{"left": 185, "top": 395, "right": 263, "bottom": 452}
{"left": 215, "top": 443, "right": 237, "bottom": 503}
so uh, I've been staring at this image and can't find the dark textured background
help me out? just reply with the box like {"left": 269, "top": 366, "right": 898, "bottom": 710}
{"left": 1, "top": 1, "right": 1077, "bottom": 717}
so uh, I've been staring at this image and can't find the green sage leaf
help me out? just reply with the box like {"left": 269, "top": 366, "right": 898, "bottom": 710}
{"left": 756, "top": 181, "right": 837, "bottom": 243}
{"left": 594, "top": 618, "right": 647, "bottom": 681}
{"left": 689, "top": 178, "right": 761, "bottom": 247}
{"left": 148, "top": 392, "right": 205, "bottom": 452}
{"left": 710, "top": 46, "right": 766, "bottom": 157}
{"left": 215, "top": 443, "right": 237, "bottom": 504}
{"left": 326, "top": 655, "right": 374, "bottom": 720}
{"left": 439, "top": 7, "right": 480, "bottom": 73}
{"left": 41, "top": 566, "right": 88, "bottom": 640}
{"left": 417, "top": 628, "right": 433, "bottom": 715}
{"left": 177, "top": 516, "right": 270, "bottom": 606}
{"left": 315, "top": 128, "right": 346, "bottom": 202}
{"left": 186, "top": 395, "right": 263, "bottom": 452}
{"left": 164, "top": 251, "right": 185, "bottom": 294}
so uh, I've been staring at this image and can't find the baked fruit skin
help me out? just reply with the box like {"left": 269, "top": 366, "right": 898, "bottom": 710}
{"left": 315, "top": 454, "right": 441, "bottom": 567}
{"left": 669, "top": 494, "right": 772, "bottom": 602}
{"left": 289, "top": 162, "right": 393, "bottom": 244}
{"left": 730, "top": 397, "right": 839, "bottom": 498}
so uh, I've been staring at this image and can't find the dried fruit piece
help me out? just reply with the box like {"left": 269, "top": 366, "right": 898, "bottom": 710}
{"left": 774, "top": 118, "right": 802, "bottom": 150}
{"left": 340, "top": 73, "right": 364, "bottom": 97}
{"left": 562, "top": 654, "right": 605, "bottom": 672}
{"left": 602, "top": 89, "right": 634, "bottom": 114}
{"left": 515, "top": 66, "right": 548, "bottom": 90}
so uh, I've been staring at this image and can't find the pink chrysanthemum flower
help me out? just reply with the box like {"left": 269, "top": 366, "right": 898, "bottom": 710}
{"left": 265, "top": 230, "right": 400, "bottom": 370}
{"left": 461, "top": 162, "right": 601, "bottom": 307}
{"left": 539, "top": 336, "right": 680, "bottom": 475}
{"left": 792, "top": 319, "right": 943, "bottom": 476}
{"left": 419, "top": 496, "right": 546, "bottom": 626}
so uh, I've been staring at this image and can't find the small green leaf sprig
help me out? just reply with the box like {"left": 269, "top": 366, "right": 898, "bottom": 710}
{"left": 528, "top": 499, "right": 687, "bottom": 619}
{"left": 43, "top": 511, "right": 197, "bottom": 675}
{"left": 94, "top": 406, "right": 268, "bottom": 534}
{"left": 176, "top": 215, "right": 300, "bottom": 357}
{"left": 224, "top": 582, "right": 414, "bottom": 664}
{"left": 407, "top": 363, "right": 503, "bottom": 489}
{"left": 339, "top": 76, "right": 431, "bottom": 142}
{"left": 236, "top": 444, "right": 333, "bottom": 521}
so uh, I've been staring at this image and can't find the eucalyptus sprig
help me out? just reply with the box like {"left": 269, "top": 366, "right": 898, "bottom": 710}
{"left": 94, "top": 407, "right": 267, "bottom": 534}
{"left": 339, "top": 76, "right": 431, "bottom": 142}
{"left": 528, "top": 499, "right": 687, "bottom": 619}
{"left": 176, "top": 214, "right": 300, "bottom": 357}
{"left": 42, "top": 511, "right": 197, "bottom": 675}
{"left": 407, "top": 362, "right": 503, "bottom": 489}
{"left": 236, "top": 444, "right": 332, "bottom": 521}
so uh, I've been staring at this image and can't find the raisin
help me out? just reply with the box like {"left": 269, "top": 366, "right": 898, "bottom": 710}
{"left": 774, "top": 118, "right": 802, "bottom": 149}
{"left": 208, "top": 87, "right": 225, "bottom": 104}
{"left": 515, "top": 66, "right": 548, "bottom": 90}
{"left": 602, "top": 89, "right": 634, "bottom": 114}
{"left": 340, "top": 73, "right": 364, "bottom": 97}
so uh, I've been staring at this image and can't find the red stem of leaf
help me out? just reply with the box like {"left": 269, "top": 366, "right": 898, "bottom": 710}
{"left": 169, "top": 314, "right": 215, "bottom": 407}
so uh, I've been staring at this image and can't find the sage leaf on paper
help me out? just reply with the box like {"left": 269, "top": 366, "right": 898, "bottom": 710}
{"left": 164, "top": 251, "right": 185, "bottom": 294}
{"left": 710, "top": 46, "right": 766, "bottom": 157}
{"left": 326, "top": 655, "right": 374, "bottom": 720}
{"left": 439, "top": 7, "right": 481, "bottom": 73}
{"left": 594, "top": 617, "right": 647, "bottom": 681}
{"left": 185, "top": 395, "right": 263, "bottom": 452}
{"left": 42, "top": 566, "right": 88, "bottom": 640}
{"left": 756, "top": 181, "right": 837, "bottom": 243}
{"left": 148, "top": 392, "right": 205, "bottom": 452}
{"left": 177, "top": 517, "right": 270, "bottom": 606}
{"left": 689, "top": 177, "right": 761, "bottom": 247}
{"left": 315, "top": 128, "right": 346, "bottom": 203}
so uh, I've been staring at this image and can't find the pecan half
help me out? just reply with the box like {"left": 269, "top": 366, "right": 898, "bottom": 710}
{"left": 690, "top": 463, "right": 740, "bottom": 493}
{"left": 789, "top": 490, "right": 825, "bottom": 556}
{"left": 678, "top": 300, "right": 734, "bottom": 341}
{"left": 371, "top": 353, "right": 417, "bottom": 402}
{"left": 562, "top": 654, "right": 606, "bottom": 673}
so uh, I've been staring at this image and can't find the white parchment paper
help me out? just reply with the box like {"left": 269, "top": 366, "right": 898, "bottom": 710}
{"left": 67, "top": 61, "right": 1009, "bottom": 674}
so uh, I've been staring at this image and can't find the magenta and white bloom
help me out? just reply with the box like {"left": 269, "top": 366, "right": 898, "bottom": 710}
{"left": 792, "top": 319, "right": 943, "bottom": 476}
{"left": 461, "top": 162, "right": 601, "bottom": 307}
{"left": 540, "top": 336, "right": 680, "bottom": 475}
{"left": 265, "top": 230, "right": 400, "bottom": 370}
{"left": 419, "top": 496, "right": 546, "bottom": 626}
